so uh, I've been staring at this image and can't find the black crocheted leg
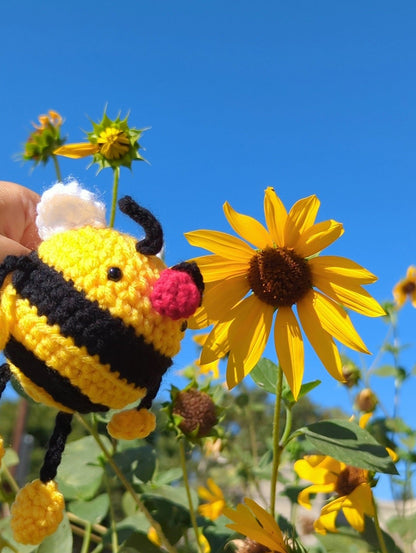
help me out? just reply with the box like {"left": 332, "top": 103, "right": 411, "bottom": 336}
{"left": 0, "top": 363, "right": 11, "bottom": 399}
{"left": 39, "top": 412, "right": 73, "bottom": 483}
{"left": 139, "top": 383, "right": 160, "bottom": 411}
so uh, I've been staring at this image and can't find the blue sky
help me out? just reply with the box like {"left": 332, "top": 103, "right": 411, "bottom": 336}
{"left": 1, "top": 1, "right": 416, "bottom": 494}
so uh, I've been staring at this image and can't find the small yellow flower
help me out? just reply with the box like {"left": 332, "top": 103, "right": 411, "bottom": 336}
{"left": 294, "top": 455, "right": 374, "bottom": 534}
{"left": 186, "top": 188, "right": 385, "bottom": 399}
{"left": 224, "top": 498, "right": 287, "bottom": 553}
{"left": 194, "top": 333, "right": 220, "bottom": 379}
{"left": 54, "top": 109, "right": 146, "bottom": 171}
{"left": 393, "top": 266, "right": 416, "bottom": 308}
{"left": 197, "top": 478, "right": 226, "bottom": 520}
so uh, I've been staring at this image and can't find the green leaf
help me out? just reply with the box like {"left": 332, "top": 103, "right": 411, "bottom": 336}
{"left": 250, "top": 358, "right": 278, "bottom": 394}
{"left": 372, "top": 365, "right": 399, "bottom": 377}
{"left": 282, "top": 379, "right": 321, "bottom": 406}
{"left": 69, "top": 493, "right": 109, "bottom": 524}
{"left": 110, "top": 445, "right": 156, "bottom": 483}
{"left": 120, "top": 532, "right": 163, "bottom": 553}
{"left": 0, "top": 517, "right": 37, "bottom": 553}
{"left": 153, "top": 467, "right": 182, "bottom": 486}
{"left": 300, "top": 419, "right": 398, "bottom": 474}
{"left": 37, "top": 512, "right": 73, "bottom": 553}
{"left": 56, "top": 435, "right": 109, "bottom": 500}
{"left": 2, "top": 448, "right": 19, "bottom": 468}
{"left": 142, "top": 484, "right": 198, "bottom": 511}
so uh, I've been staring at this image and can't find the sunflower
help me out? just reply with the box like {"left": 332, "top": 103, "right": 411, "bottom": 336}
{"left": 185, "top": 188, "right": 384, "bottom": 399}
{"left": 22, "top": 109, "right": 65, "bottom": 166}
{"left": 197, "top": 478, "right": 226, "bottom": 520}
{"left": 224, "top": 497, "right": 287, "bottom": 553}
{"left": 294, "top": 454, "right": 375, "bottom": 534}
{"left": 54, "top": 109, "right": 146, "bottom": 171}
{"left": 393, "top": 266, "right": 416, "bottom": 308}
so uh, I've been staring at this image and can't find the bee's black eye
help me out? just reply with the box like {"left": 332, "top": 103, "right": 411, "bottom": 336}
{"left": 107, "top": 267, "right": 123, "bottom": 281}
{"left": 180, "top": 321, "right": 188, "bottom": 332}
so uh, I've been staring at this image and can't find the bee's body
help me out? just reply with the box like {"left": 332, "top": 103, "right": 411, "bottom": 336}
{"left": 0, "top": 185, "right": 203, "bottom": 545}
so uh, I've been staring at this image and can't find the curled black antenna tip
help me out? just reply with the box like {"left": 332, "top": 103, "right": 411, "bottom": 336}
{"left": 118, "top": 196, "right": 164, "bottom": 256}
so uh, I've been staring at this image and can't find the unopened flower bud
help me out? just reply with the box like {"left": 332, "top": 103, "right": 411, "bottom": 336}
{"left": 355, "top": 388, "right": 378, "bottom": 413}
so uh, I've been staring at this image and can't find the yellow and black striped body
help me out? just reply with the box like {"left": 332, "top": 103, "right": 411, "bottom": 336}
{"left": 0, "top": 226, "right": 187, "bottom": 414}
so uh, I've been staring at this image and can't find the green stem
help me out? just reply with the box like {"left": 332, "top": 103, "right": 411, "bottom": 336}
{"left": 103, "top": 469, "right": 119, "bottom": 553}
{"left": 372, "top": 495, "right": 388, "bottom": 553}
{"left": 76, "top": 414, "right": 178, "bottom": 553}
{"left": 109, "top": 167, "right": 120, "bottom": 228}
{"left": 79, "top": 522, "right": 92, "bottom": 553}
{"left": 280, "top": 405, "right": 293, "bottom": 448}
{"left": 178, "top": 439, "right": 203, "bottom": 553}
{"left": 270, "top": 365, "right": 283, "bottom": 517}
{"left": 52, "top": 155, "right": 63, "bottom": 182}
{"left": 1, "top": 464, "right": 19, "bottom": 494}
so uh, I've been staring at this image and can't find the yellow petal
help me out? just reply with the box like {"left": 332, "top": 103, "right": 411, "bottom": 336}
{"left": 192, "top": 254, "right": 249, "bottom": 282}
{"left": 274, "top": 307, "right": 304, "bottom": 400}
{"left": 244, "top": 498, "right": 286, "bottom": 549}
{"left": 312, "top": 290, "right": 370, "bottom": 354}
{"left": 53, "top": 142, "right": 99, "bottom": 158}
{"left": 314, "top": 508, "right": 339, "bottom": 534}
{"left": 359, "top": 412, "right": 373, "bottom": 429}
{"left": 264, "top": 187, "right": 287, "bottom": 247}
{"left": 199, "top": 276, "right": 250, "bottom": 322}
{"left": 226, "top": 296, "right": 274, "bottom": 388}
{"left": 206, "top": 477, "right": 224, "bottom": 499}
{"left": 309, "top": 255, "right": 378, "bottom": 284}
{"left": 294, "top": 456, "right": 341, "bottom": 485}
{"left": 223, "top": 202, "right": 272, "bottom": 249}
{"left": 313, "top": 276, "right": 386, "bottom": 318}
{"left": 294, "top": 220, "right": 344, "bottom": 258}
{"left": 297, "top": 291, "right": 344, "bottom": 381}
{"left": 285, "top": 195, "right": 320, "bottom": 247}
{"left": 298, "top": 483, "right": 337, "bottom": 509}
{"left": 188, "top": 305, "right": 213, "bottom": 329}
{"left": 185, "top": 230, "right": 254, "bottom": 262}
{"left": 201, "top": 320, "right": 232, "bottom": 364}
{"left": 342, "top": 484, "right": 374, "bottom": 532}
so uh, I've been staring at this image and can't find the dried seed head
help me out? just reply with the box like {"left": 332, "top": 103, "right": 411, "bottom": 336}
{"left": 172, "top": 389, "right": 217, "bottom": 437}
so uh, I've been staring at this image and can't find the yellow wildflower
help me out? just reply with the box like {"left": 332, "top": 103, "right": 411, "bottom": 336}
{"left": 22, "top": 109, "right": 65, "bottom": 166}
{"left": 186, "top": 188, "right": 384, "bottom": 399}
{"left": 294, "top": 455, "right": 374, "bottom": 534}
{"left": 54, "top": 109, "right": 146, "bottom": 171}
{"left": 224, "top": 497, "right": 287, "bottom": 553}
{"left": 197, "top": 478, "right": 226, "bottom": 520}
{"left": 393, "top": 266, "right": 416, "bottom": 308}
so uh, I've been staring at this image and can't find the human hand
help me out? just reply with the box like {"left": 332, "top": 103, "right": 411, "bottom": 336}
{"left": 0, "top": 182, "right": 41, "bottom": 262}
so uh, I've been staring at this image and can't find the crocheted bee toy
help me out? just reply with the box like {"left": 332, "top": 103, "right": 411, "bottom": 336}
{"left": 0, "top": 181, "right": 203, "bottom": 545}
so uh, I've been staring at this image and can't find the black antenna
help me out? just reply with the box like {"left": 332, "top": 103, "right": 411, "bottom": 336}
{"left": 118, "top": 196, "right": 163, "bottom": 255}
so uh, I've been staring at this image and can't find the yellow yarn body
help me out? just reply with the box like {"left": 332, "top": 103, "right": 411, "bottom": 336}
{"left": 3, "top": 288, "right": 146, "bottom": 411}
{"left": 38, "top": 227, "right": 185, "bottom": 359}
{"left": 0, "top": 226, "right": 187, "bottom": 413}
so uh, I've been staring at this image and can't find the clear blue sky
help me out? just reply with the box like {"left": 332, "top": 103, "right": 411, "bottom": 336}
{"left": 1, "top": 1, "right": 416, "bottom": 490}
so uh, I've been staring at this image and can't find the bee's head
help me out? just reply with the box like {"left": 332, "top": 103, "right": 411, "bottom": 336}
{"left": 36, "top": 182, "right": 204, "bottom": 359}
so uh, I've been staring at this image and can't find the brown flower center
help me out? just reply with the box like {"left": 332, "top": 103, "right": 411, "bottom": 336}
{"left": 402, "top": 281, "right": 416, "bottom": 295}
{"left": 335, "top": 466, "right": 368, "bottom": 496}
{"left": 247, "top": 247, "right": 312, "bottom": 307}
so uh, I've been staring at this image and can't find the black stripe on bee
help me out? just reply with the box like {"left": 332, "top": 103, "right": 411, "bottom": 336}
{"left": 11, "top": 252, "right": 172, "bottom": 393}
{"left": 5, "top": 337, "right": 109, "bottom": 413}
